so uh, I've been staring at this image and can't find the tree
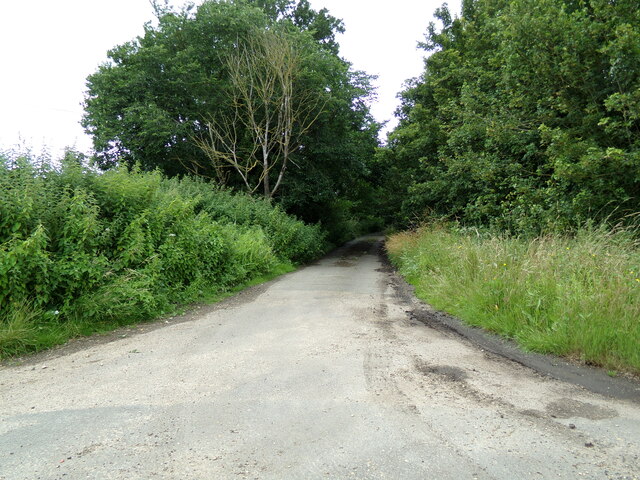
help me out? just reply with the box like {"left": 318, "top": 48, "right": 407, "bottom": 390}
{"left": 82, "top": 1, "right": 268, "bottom": 175}
{"left": 82, "top": 0, "right": 381, "bottom": 241}
{"left": 381, "top": 0, "right": 640, "bottom": 233}
{"left": 192, "top": 28, "right": 323, "bottom": 198}
{"left": 246, "top": 0, "right": 345, "bottom": 53}
{"left": 82, "top": 1, "right": 328, "bottom": 175}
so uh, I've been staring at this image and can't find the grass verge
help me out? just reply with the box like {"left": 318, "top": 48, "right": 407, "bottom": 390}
{"left": 0, "top": 262, "right": 296, "bottom": 360}
{"left": 1, "top": 154, "right": 327, "bottom": 360}
{"left": 386, "top": 224, "right": 640, "bottom": 376}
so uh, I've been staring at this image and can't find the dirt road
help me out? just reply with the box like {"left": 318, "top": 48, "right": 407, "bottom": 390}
{"left": 1, "top": 236, "right": 639, "bottom": 479}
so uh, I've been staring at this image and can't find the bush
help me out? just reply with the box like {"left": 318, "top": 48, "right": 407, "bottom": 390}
{"left": 159, "top": 176, "right": 327, "bottom": 263}
{"left": 0, "top": 152, "right": 328, "bottom": 357}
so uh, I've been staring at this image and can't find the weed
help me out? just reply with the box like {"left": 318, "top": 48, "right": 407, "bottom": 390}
{"left": 0, "top": 152, "right": 327, "bottom": 358}
{"left": 387, "top": 224, "right": 640, "bottom": 375}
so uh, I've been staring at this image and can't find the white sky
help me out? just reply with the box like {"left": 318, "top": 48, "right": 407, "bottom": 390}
{"left": 0, "top": 0, "right": 461, "bottom": 157}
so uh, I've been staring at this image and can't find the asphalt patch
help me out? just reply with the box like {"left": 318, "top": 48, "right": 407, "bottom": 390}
{"left": 546, "top": 398, "right": 618, "bottom": 420}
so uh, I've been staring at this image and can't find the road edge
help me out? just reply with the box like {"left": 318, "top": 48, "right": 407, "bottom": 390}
{"left": 379, "top": 241, "right": 640, "bottom": 404}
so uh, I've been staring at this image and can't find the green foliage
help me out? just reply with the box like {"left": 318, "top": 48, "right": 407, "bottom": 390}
{"left": 65, "top": 270, "right": 164, "bottom": 326}
{"left": 0, "top": 225, "right": 51, "bottom": 309}
{"left": 0, "top": 152, "right": 327, "bottom": 357}
{"left": 387, "top": 224, "right": 640, "bottom": 374}
{"left": 0, "top": 301, "right": 53, "bottom": 357}
{"left": 382, "top": 0, "right": 640, "bottom": 233}
{"left": 158, "top": 175, "right": 326, "bottom": 262}
{"left": 83, "top": 1, "right": 269, "bottom": 174}
{"left": 82, "top": 0, "right": 381, "bottom": 241}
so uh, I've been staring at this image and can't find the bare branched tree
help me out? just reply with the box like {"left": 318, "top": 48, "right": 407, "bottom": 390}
{"left": 194, "top": 29, "right": 324, "bottom": 198}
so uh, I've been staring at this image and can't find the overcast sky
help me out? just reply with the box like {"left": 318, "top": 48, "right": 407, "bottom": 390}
{"left": 0, "top": 0, "right": 461, "bottom": 157}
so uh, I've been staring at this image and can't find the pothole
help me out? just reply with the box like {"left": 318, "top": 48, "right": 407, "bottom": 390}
{"left": 414, "top": 359, "right": 469, "bottom": 383}
{"left": 334, "top": 260, "right": 355, "bottom": 267}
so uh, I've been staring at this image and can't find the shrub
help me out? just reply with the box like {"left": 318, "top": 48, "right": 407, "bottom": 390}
{"left": 0, "top": 152, "right": 327, "bottom": 357}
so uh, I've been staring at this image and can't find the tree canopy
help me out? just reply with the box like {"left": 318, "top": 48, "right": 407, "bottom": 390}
{"left": 380, "top": 0, "right": 640, "bottom": 233}
{"left": 82, "top": 0, "right": 381, "bottom": 241}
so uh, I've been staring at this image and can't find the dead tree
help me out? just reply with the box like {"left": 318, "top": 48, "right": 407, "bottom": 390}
{"left": 195, "top": 29, "right": 323, "bottom": 198}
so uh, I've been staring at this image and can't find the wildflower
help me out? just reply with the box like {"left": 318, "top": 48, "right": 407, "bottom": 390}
{"left": 168, "top": 233, "right": 176, "bottom": 237}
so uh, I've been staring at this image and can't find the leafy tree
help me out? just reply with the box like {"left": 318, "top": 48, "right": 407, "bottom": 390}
{"left": 83, "top": 0, "right": 380, "bottom": 240}
{"left": 249, "top": 0, "right": 344, "bottom": 53}
{"left": 381, "top": 0, "right": 640, "bottom": 233}
{"left": 82, "top": 1, "right": 269, "bottom": 175}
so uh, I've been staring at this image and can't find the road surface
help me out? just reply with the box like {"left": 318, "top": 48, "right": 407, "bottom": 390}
{"left": 1, "top": 236, "right": 639, "bottom": 479}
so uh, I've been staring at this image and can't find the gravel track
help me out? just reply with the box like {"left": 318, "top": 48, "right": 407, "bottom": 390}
{"left": 1, "top": 236, "right": 639, "bottom": 479}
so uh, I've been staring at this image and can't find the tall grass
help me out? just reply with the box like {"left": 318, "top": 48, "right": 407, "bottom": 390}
{"left": 387, "top": 224, "right": 640, "bottom": 375}
{"left": 0, "top": 152, "right": 327, "bottom": 358}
